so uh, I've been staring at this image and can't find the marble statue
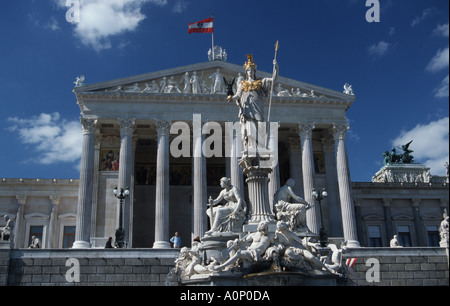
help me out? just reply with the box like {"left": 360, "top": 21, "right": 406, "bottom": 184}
{"left": 1, "top": 215, "right": 14, "bottom": 241}
{"left": 74, "top": 75, "right": 85, "bottom": 87}
{"left": 273, "top": 179, "right": 311, "bottom": 231}
{"left": 291, "top": 88, "right": 302, "bottom": 97}
{"left": 205, "top": 177, "right": 247, "bottom": 235}
{"left": 29, "top": 236, "right": 40, "bottom": 248}
{"left": 125, "top": 83, "right": 141, "bottom": 92}
{"left": 210, "top": 69, "right": 225, "bottom": 94}
{"left": 440, "top": 210, "right": 449, "bottom": 245}
{"left": 166, "top": 76, "right": 182, "bottom": 93}
{"left": 182, "top": 72, "right": 192, "bottom": 94}
{"left": 190, "top": 71, "right": 202, "bottom": 94}
{"left": 343, "top": 83, "right": 354, "bottom": 95}
{"left": 227, "top": 54, "right": 278, "bottom": 163}
{"left": 272, "top": 221, "right": 340, "bottom": 275}
{"left": 174, "top": 246, "right": 218, "bottom": 277}
{"left": 276, "top": 83, "right": 291, "bottom": 97}
{"left": 210, "top": 221, "right": 272, "bottom": 272}
{"left": 142, "top": 81, "right": 159, "bottom": 93}
{"left": 390, "top": 235, "right": 402, "bottom": 248}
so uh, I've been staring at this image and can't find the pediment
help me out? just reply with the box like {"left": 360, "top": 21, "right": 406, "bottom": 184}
{"left": 74, "top": 60, "right": 355, "bottom": 103}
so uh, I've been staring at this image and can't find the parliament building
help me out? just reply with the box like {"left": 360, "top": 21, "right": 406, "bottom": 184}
{"left": 1, "top": 47, "right": 448, "bottom": 252}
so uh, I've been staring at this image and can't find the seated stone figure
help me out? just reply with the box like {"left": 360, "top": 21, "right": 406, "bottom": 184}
{"left": 273, "top": 221, "right": 339, "bottom": 275}
{"left": 206, "top": 177, "right": 247, "bottom": 235}
{"left": 1, "top": 215, "right": 14, "bottom": 241}
{"left": 273, "top": 179, "right": 311, "bottom": 231}
{"left": 210, "top": 221, "right": 272, "bottom": 272}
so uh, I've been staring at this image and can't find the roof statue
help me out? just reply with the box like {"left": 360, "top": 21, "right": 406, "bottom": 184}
{"left": 74, "top": 75, "right": 85, "bottom": 87}
{"left": 343, "top": 83, "right": 355, "bottom": 95}
{"left": 382, "top": 140, "right": 415, "bottom": 165}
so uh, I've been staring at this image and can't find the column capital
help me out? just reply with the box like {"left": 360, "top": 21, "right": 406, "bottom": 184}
{"left": 411, "top": 198, "right": 421, "bottom": 207}
{"left": 155, "top": 119, "right": 172, "bottom": 136}
{"left": 353, "top": 198, "right": 363, "bottom": 207}
{"left": 298, "top": 122, "right": 315, "bottom": 139}
{"left": 16, "top": 195, "right": 27, "bottom": 205}
{"left": 332, "top": 123, "right": 350, "bottom": 140}
{"left": 80, "top": 118, "right": 97, "bottom": 135}
{"left": 49, "top": 195, "right": 61, "bottom": 206}
{"left": 118, "top": 118, "right": 136, "bottom": 135}
{"left": 383, "top": 197, "right": 392, "bottom": 207}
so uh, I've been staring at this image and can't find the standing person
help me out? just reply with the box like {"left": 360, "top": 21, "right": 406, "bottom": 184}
{"left": 170, "top": 232, "right": 181, "bottom": 248}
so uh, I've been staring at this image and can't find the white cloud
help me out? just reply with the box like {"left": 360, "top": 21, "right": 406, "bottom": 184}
{"left": 411, "top": 7, "right": 437, "bottom": 27}
{"left": 56, "top": 0, "right": 169, "bottom": 52}
{"left": 391, "top": 117, "right": 449, "bottom": 176}
{"left": 173, "top": 0, "right": 188, "bottom": 13}
{"left": 426, "top": 47, "right": 449, "bottom": 73}
{"left": 368, "top": 41, "right": 391, "bottom": 59}
{"left": 433, "top": 23, "right": 449, "bottom": 37}
{"left": 7, "top": 113, "right": 82, "bottom": 167}
{"left": 434, "top": 74, "right": 449, "bottom": 98}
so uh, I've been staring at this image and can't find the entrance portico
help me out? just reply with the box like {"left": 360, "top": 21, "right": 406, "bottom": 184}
{"left": 72, "top": 57, "right": 359, "bottom": 248}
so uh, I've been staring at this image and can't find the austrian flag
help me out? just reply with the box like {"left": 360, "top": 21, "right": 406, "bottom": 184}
{"left": 188, "top": 17, "right": 214, "bottom": 34}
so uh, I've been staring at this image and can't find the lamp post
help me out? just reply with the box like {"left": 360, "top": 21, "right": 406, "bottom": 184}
{"left": 114, "top": 186, "right": 130, "bottom": 248}
{"left": 313, "top": 188, "right": 328, "bottom": 247}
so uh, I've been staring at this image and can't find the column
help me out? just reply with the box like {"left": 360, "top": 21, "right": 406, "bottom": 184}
{"left": 47, "top": 196, "right": 60, "bottom": 249}
{"left": 333, "top": 123, "right": 360, "bottom": 248}
{"left": 193, "top": 115, "right": 207, "bottom": 239}
{"left": 14, "top": 196, "right": 27, "bottom": 249}
{"left": 229, "top": 124, "right": 244, "bottom": 193}
{"left": 90, "top": 133, "right": 102, "bottom": 239}
{"left": 298, "top": 123, "right": 320, "bottom": 235}
{"left": 153, "top": 119, "right": 171, "bottom": 249}
{"left": 118, "top": 119, "right": 135, "bottom": 247}
{"left": 383, "top": 198, "right": 394, "bottom": 243}
{"left": 288, "top": 138, "right": 304, "bottom": 198}
{"left": 268, "top": 122, "right": 280, "bottom": 212}
{"left": 412, "top": 199, "right": 426, "bottom": 246}
{"left": 321, "top": 138, "right": 343, "bottom": 237}
{"left": 73, "top": 118, "right": 97, "bottom": 249}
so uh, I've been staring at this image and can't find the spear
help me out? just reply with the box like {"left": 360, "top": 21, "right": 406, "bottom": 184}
{"left": 266, "top": 41, "right": 279, "bottom": 149}
{"left": 267, "top": 40, "right": 279, "bottom": 125}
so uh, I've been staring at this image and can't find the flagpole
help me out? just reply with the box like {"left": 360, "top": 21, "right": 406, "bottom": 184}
{"left": 211, "top": 14, "right": 215, "bottom": 60}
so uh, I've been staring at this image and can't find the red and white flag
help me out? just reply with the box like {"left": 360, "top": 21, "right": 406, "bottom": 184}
{"left": 346, "top": 258, "right": 358, "bottom": 268}
{"left": 188, "top": 17, "right": 214, "bottom": 34}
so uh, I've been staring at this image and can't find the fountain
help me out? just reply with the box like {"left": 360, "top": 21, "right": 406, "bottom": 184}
{"left": 171, "top": 53, "right": 350, "bottom": 286}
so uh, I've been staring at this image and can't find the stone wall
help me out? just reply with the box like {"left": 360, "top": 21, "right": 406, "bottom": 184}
{"left": 343, "top": 247, "right": 449, "bottom": 286}
{"left": 5, "top": 248, "right": 179, "bottom": 286}
{"left": 1, "top": 245, "right": 448, "bottom": 286}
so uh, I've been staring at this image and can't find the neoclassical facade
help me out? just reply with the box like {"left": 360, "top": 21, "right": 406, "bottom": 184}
{"left": 1, "top": 51, "right": 448, "bottom": 249}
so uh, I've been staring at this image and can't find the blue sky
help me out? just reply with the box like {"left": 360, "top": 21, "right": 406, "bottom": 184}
{"left": 1, "top": 0, "right": 448, "bottom": 182}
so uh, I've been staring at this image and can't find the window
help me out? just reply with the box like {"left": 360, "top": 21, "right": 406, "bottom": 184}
{"left": 397, "top": 225, "right": 412, "bottom": 247}
{"left": 368, "top": 225, "right": 382, "bottom": 247}
{"left": 426, "top": 225, "right": 440, "bottom": 247}
{"left": 28, "top": 226, "right": 43, "bottom": 247}
{"left": 62, "top": 226, "right": 76, "bottom": 249}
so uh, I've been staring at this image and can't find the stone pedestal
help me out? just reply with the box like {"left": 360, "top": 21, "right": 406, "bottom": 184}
{"left": 372, "top": 164, "right": 431, "bottom": 183}
{"left": 201, "top": 233, "right": 240, "bottom": 264}
{"left": 243, "top": 166, "right": 275, "bottom": 226}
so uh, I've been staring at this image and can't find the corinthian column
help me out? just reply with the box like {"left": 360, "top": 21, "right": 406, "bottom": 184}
{"left": 333, "top": 123, "right": 360, "bottom": 248}
{"left": 193, "top": 115, "right": 207, "bottom": 239}
{"left": 153, "top": 119, "right": 171, "bottom": 249}
{"left": 73, "top": 118, "right": 97, "bottom": 249}
{"left": 298, "top": 123, "right": 320, "bottom": 235}
{"left": 118, "top": 119, "right": 135, "bottom": 248}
